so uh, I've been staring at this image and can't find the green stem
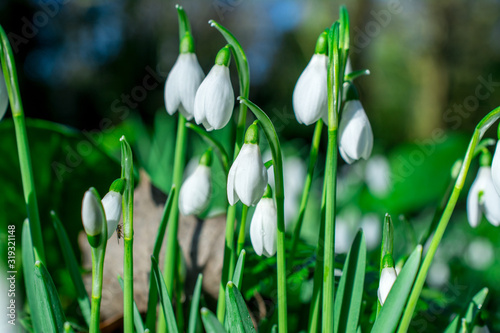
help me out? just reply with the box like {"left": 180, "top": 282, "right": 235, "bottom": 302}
{"left": 398, "top": 106, "right": 500, "bottom": 332}
{"left": 289, "top": 120, "right": 323, "bottom": 268}
{"left": 120, "top": 137, "right": 135, "bottom": 333}
{"left": 0, "top": 26, "right": 45, "bottom": 262}
{"left": 322, "top": 22, "right": 340, "bottom": 333}
{"left": 377, "top": 214, "right": 394, "bottom": 317}
{"left": 308, "top": 175, "right": 328, "bottom": 333}
{"left": 90, "top": 246, "right": 105, "bottom": 333}
{"left": 237, "top": 205, "right": 249, "bottom": 256}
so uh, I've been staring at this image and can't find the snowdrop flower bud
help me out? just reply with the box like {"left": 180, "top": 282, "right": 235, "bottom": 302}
{"left": 467, "top": 153, "right": 500, "bottom": 227}
{"left": 194, "top": 45, "right": 235, "bottom": 131}
{"left": 293, "top": 32, "right": 328, "bottom": 126}
{"left": 164, "top": 32, "right": 205, "bottom": 120}
{"left": 378, "top": 254, "right": 397, "bottom": 306}
{"left": 81, "top": 188, "right": 105, "bottom": 247}
{"left": 0, "top": 69, "right": 8, "bottom": 121}
{"left": 491, "top": 140, "right": 500, "bottom": 195}
{"left": 250, "top": 185, "right": 277, "bottom": 257}
{"left": 179, "top": 149, "right": 213, "bottom": 216}
{"left": 227, "top": 123, "right": 268, "bottom": 206}
{"left": 338, "top": 88, "right": 373, "bottom": 164}
{"left": 102, "top": 178, "right": 125, "bottom": 240}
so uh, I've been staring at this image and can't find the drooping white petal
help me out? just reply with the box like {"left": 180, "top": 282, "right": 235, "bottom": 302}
{"left": 482, "top": 179, "right": 500, "bottom": 226}
{"left": 179, "top": 165, "right": 212, "bottom": 216}
{"left": 378, "top": 267, "right": 397, "bottom": 306}
{"left": 250, "top": 198, "right": 277, "bottom": 257}
{"left": 232, "top": 144, "right": 268, "bottom": 206}
{"left": 164, "top": 53, "right": 205, "bottom": 119}
{"left": 467, "top": 168, "right": 485, "bottom": 228}
{"left": 101, "top": 191, "right": 122, "bottom": 239}
{"left": 227, "top": 157, "right": 240, "bottom": 206}
{"left": 82, "top": 190, "right": 104, "bottom": 237}
{"left": 194, "top": 65, "right": 234, "bottom": 130}
{"left": 492, "top": 142, "right": 500, "bottom": 195}
{"left": 0, "top": 69, "right": 8, "bottom": 122}
{"left": 338, "top": 100, "right": 373, "bottom": 164}
{"left": 293, "top": 54, "right": 328, "bottom": 126}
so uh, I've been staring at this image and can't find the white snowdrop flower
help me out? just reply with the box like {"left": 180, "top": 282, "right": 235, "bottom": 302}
{"left": 194, "top": 46, "right": 234, "bottom": 131}
{"left": 491, "top": 141, "right": 500, "bottom": 195}
{"left": 82, "top": 188, "right": 105, "bottom": 247}
{"left": 101, "top": 178, "right": 125, "bottom": 240}
{"left": 164, "top": 32, "right": 205, "bottom": 120}
{"left": 0, "top": 69, "right": 8, "bottom": 121}
{"left": 338, "top": 99, "right": 373, "bottom": 164}
{"left": 227, "top": 123, "right": 268, "bottom": 206}
{"left": 179, "top": 150, "right": 212, "bottom": 216}
{"left": 293, "top": 32, "right": 328, "bottom": 126}
{"left": 378, "top": 254, "right": 397, "bottom": 306}
{"left": 365, "top": 155, "right": 391, "bottom": 197}
{"left": 467, "top": 165, "right": 500, "bottom": 227}
{"left": 250, "top": 186, "right": 277, "bottom": 257}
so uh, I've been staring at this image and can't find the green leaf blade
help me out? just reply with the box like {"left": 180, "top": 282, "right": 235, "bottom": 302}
{"left": 188, "top": 274, "right": 204, "bottom": 333}
{"left": 201, "top": 308, "right": 227, "bottom": 333}
{"left": 151, "top": 256, "right": 179, "bottom": 333}
{"left": 225, "top": 281, "right": 256, "bottom": 333}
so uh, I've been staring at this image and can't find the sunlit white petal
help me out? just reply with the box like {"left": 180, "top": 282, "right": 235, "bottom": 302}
{"left": 250, "top": 198, "right": 277, "bottom": 257}
{"left": 338, "top": 100, "right": 373, "bottom": 164}
{"left": 82, "top": 190, "right": 104, "bottom": 236}
{"left": 378, "top": 267, "right": 397, "bottom": 305}
{"left": 491, "top": 142, "right": 500, "bottom": 195}
{"left": 179, "top": 165, "right": 212, "bottom": 216}
{"left": 101, "top": 191, "right": 122, "bottom": 239}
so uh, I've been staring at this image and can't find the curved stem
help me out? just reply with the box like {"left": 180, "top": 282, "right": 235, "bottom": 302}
{"left": 322, "top": 22, "right": 340, "bottom": 333}
{"left": 0, "top": 25, "right": 45, "bottom": 262}
{"left": 237, "top": 205, "right": 249, "bottom": 256}
{"left": 289, "top": 120, "right": 323, "bottom": 268}
{"left": 398, "top": 106, "right": 500, "bottom": 332}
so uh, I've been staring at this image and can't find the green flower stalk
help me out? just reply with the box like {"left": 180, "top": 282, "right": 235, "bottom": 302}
{"left": 0, "top": 25, "right": 45, "bottom": 261}
{"left": 81, "top": 188, "right": 107, "bottom": 333}
{"left": 399, "top": 106, "right": 500, "bottom": 332}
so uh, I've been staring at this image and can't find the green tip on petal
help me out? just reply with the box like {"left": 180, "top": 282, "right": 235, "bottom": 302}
{"left": 199, "top": 148, "right": 213, "bottom": 166}
{"left": 480, "top": 149, "right": 492, "bottom": 167}
{"left": 109, "top": 178, "right": 126, "bottom": 194}
{"left": 315, "top": 31, "right": 328, "bottom": 55}
{"left": 382, "top": 254, "right": 395, "bottom": 269}
{"left": 343, "top": 82, "right": 359, "bottom": 102}
{"left": 87, "top": 234, "right": 101, "bottom": 248}
{"left": 215, "top": 45, "right": 231, "bottom": 67}
{"left": 180, "top": 32, "right": 195, "bottom": 54}
{"left": 263, "top": 185, "right": 273, "bottom": 198}
{"left": 244, "top": 122, "right": 259, "bottom": 145}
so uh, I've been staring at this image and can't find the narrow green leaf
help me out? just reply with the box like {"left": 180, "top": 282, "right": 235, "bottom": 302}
{"left": 371, "top": 245, "right": 422, "bottom": 333}
{"left": 225, "top": 281, "right": 256, "bottom": 333}
{"left": 51, "top": 211, "right": 91, "bottom": 328}
{"left": 145, "top": 186, "right": 176, "bottom": 331}
{"left": 344, "top": 69, "right": 370, "bottom": 82}
{"left": 232, "top": 250, "right": 246, "bottom": 289}
{"left": 186, "top": 122, "right": 230, "bottom": 175}
{"left": 444, "top": 287, "right": 489, "bottom": 333}
{"left": 334, "top": 230, "right": 366, "bottom": 333}
{"left": 151, "top": 256, "right": 179, "bottom": 333}
{"left": 21, "top": 219, "right": 42, "bottom": 333}
{"left": 209, "top": 20, "right": 250, "bottom": 98}
{"left": 201, "top": 308, "right": 227, "bottom": 333}
{"left": 188, "top": 274, "right": 204, "bottom": 333}
{"left": 34, "top": 260, "right": 65, "bottom": 332}
{"left": 118, "top": 275, "right": 145, "bottom": 333}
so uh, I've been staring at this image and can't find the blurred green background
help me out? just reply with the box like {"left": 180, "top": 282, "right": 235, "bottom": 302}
{"left": 1, "top": 0, "right": 500, "bottom": 331}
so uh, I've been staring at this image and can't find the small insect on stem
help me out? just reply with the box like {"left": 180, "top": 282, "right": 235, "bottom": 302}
{"left": 116, "top": 223, "right": 123, "bottom": 244}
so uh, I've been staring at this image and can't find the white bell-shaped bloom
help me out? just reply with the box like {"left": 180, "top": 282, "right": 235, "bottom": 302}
{"left": 81, "top": 189, "right": 105, "bottom": 237}
{"left": 378, "top": 266, "right": 397, "bottom": 306}
{"left": 179, "top": 164, "right": 212, "bottom": 216}
{"left": 250, "top": 193, "right": 277, "bottom": 257}
{"left": 293, "top": 54, "right": 328, "bottom": 126}
{"left": 467, "top": 166, "right": 500, "bottom": 227}
{"left": 101, "top": 191, "right": 122, "bottom": 240}
{"left": 491, "top": 142, "right": 500, "bottom": 195}
{"left": 227, "top": 124, "right": 268, "bottom": 206}
{"left": 338, "top": 100, "right": 373, "bottom": 164}
{"left": 0, "top": 69, "right": 8, "bottom": 121}
{"left": 164, "top": 53, "right": 205, "bottom": 120}
{"left": 194, "top": 52, "right": 234, "bottom": 130}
